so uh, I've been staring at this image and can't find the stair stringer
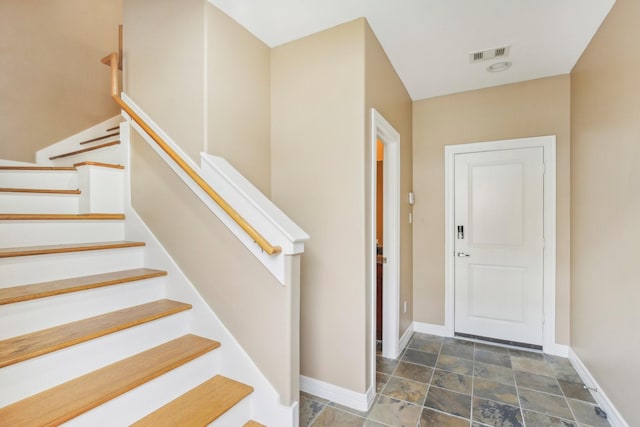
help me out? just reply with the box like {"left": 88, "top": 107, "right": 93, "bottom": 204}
{"left": 123, "top": 207, "right": 298, "bottom": 427}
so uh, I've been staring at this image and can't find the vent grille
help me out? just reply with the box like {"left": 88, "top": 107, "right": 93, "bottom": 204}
{"left": 469, "top": 46, "right": 511, "bottom": 63}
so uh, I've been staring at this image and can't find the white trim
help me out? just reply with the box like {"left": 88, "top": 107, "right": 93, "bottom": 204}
{"left": 399, "top": 323, "right": 414, "bottom": 351}
{"left": 568, "top": 348, "right": 628, "bottom": 427}
{"left": 544, "top": 343, "right": 569, "bottom": 358}
{"left": 299, "top": 376, "right": 375, "bottom": 412}
{"left": 444, "top": 136, "right": 557, "bottom": 352}
{"left": 201, "top": 155, "right": 309, "bottom": 249}
{"left": 368, "top": 109, "right": 402, "bottom": 405}
{"left": 413, "top": 321, "right": 447, "bottom": 337}
{"left": 382, "top": 136, "right": 401, "bottom": 358}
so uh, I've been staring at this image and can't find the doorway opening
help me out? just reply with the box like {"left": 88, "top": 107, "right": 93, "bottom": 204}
{"left": 376, "top": 139, "right": 384, "bottom": 344}
{"left": 369, "top": 109, "right": 401, "bottom": 398}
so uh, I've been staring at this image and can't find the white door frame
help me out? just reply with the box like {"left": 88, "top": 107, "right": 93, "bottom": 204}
{"left": 444, "top": 135, "right": 559, "bottom": 354}
{"left": 369, "top": 109, "right": 401, "bottom": 366}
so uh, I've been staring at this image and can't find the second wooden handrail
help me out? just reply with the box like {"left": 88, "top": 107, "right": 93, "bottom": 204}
{"left": 101, "top": 52, "right": 281, "bottom": 255}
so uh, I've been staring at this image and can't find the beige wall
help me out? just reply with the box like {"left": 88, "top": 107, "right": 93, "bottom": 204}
{"left": 365, "top": 24, "right": 414, "bottom": 346}
{"left": 206, "top": 7, "right": 272, "bottom": 194}
{"left": 570, "top": 0, "right": 640, "bottom": 423}
{"left": 0, "top": 0, "right": 121, "bottom": 162}
{"left": 271, "top": 20, "right": 368, "bottom": 393}
{"left": 124, "top": 0, "right": 205, "bottom": 163}
{"left": 412, "top": 75, "right": 571, "bottom": 345}
{"left": 124, "top": 0, "right": 271, "bottom": 191}
{"left": 130, "top": 130, "right": 294, "bottom": 402}
{"left": 271, "top": 18, "right": 413, "bottom": 395}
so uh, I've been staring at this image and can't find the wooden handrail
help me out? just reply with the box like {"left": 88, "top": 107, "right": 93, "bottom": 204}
{"left": 79, "top": 132, "right": 119, "bottom": 145}
{"left": 101, "top": 52, "right": 282, "bottom": 255}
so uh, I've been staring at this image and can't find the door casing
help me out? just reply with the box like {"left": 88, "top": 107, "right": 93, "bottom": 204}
{"left": 369, "top": 109, "right": 401, "bottom": 393}
{"left": 444, "top": 136, "right": 560, "bottom": 354}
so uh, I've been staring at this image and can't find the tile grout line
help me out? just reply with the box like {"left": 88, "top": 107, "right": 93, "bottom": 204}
{"left": 521, "top": 407, "right": 580, "bottom": 426}
{"left": 375, "top": 334, "right": 423, "bottom": 426}
{"left": 470, "top": 341, "right": 476, "bottom": 426}
{"left": 305, "top": 398, "right": 329, "bottom": 427}
{"left": 401, "top": 334, "right": 431, "bottom": 426}
{"left": 406, "top": 334, "right": 439, "bottom": 427}
{"left": 555, "top": 374, "right": 582, "bottom": 426}
{"left": 426, "top": 336, "right": 477, "bottom": 425}
{"left": 471, "top": 352, "right": 585, "bottom": 426}
{"left": 426, "top": 334, "right": 442, "bottom": 421}
{"left": 326, "top": 406, "right": 370, "bottom": 425}
{"left": 415, "top": 334, "right": 440, "bottom": 427}
{"left": 509, "top": 348, "right": 528, "bottom": 427}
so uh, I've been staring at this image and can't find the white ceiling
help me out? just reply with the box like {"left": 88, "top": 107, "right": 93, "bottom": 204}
{"left": 208, "top": 0, "right": 616, "bottom": 101}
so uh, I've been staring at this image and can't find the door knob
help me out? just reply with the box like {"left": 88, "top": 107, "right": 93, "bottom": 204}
{"left": 456, "top": 252, "right": 470, "bottom": 257}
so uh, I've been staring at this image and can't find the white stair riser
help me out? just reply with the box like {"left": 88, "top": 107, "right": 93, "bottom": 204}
{"left": 50, "top": 145, "right": 123, "bottom": 167}
{"left": 0, "top": 221, "right": 124, "bottom": 247}
{"left": 77, "top": 167, "right": 124, "bottom": 214}
{"left": 0, "top": 193, "right": 79, "bottom": 214}
{"left": 0, "top": 277, "right": 166, "bottom": 339}
{"left": 0, "top": 171, "right": 78, "bottom": 190}
{"left": 61, "top": 351, "right": 223, "bottom": 427}
{"left": 0, "top": 312, "right": 192, "bottom": 407}
{"left": 0, "top": 247, "right": 144, "bottom": 287}
{"left": 209, "top": 395, "right": 251, "bottom": 427}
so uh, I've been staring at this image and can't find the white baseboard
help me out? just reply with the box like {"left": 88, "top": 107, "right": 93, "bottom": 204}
{"left": 544, "top": 342, "right": 569, "bottom": 357}
{"left": 299, "top": 375, "right": 375, "bottom": 412}
{"left": 412, "top": 321, "right": 447, "bottom": 337}
{"left": 399, "top": 323, "right": 414, "bottom": 351}
{"left": 568, "top": 348, "right": 628, "bottom": 427}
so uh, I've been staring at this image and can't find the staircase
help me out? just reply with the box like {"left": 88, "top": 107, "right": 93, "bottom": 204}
{"left": 0, "top": 125, "right": 266, "bottom": 425}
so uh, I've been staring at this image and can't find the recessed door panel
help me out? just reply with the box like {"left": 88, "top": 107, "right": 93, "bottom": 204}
{"left": 468, "top": 264, "right": 525, "bottom": 322}
{"left": 470, "top": 163, "right": 524, "bottom": 247}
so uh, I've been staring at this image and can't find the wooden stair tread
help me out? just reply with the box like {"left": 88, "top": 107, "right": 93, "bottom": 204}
{"left": 48, "top": 140, "right": 120, "bottom": 160}
{"left": 0, "top": 187, "right": 80, "bottom": 195}
{"left": 0, "top": 240, "right": 145, "bottom": 258}
{"left": 132, "top": 375, "right": 254, "bottom": 427}
{"left": 0, "top": 213, "right": 124, "bottom": 220}
{"left": 0, "top": 334, "right": 219, "bottom": 427}
{"left": 73, "top": 161, "right": 124, "bottom": 169}
{"left": 0, "top": 268, "right": 167, "bottom": 305}
{"left": 244, "top": 421, "right": 267, "bottom": 427}
{"left": 0, "top": 299, "right": 192, "bottom": 368}
{"left": 0, "top": 166, "right": 76, "bottom": 171}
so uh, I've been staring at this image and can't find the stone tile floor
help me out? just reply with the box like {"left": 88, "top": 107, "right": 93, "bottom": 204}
{"left": 300, "top": 333, "right": 610, "bottom": 427}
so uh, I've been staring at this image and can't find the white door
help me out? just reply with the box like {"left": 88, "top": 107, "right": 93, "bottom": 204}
{"left": 454, "top": 147, "right": 544, "bottom": 346}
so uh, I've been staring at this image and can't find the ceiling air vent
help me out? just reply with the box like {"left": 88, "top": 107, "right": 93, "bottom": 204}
{"left": 469, "top": 46, "right": 511, "bottom": 64}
